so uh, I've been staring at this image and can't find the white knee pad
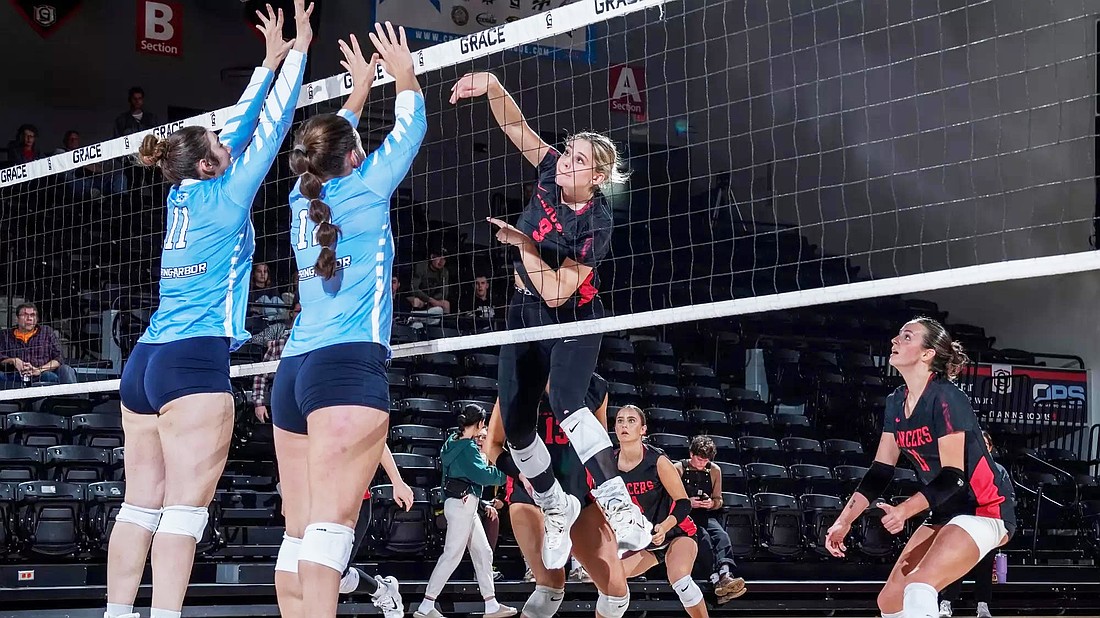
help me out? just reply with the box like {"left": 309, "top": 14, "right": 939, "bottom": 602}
{"left": 115, "top": 503, "right": 162, "bottom": 533}
{"left": 596, "top": 591, "right": 630, "bottom": 618}
{"left": 522, "top": 585, "right": 564, "bottom": 618}
{"left": 672, "top": 574, "right": 704, "bottom": 608}
{"left": 559, "top": 407, "right": 613, "bottom": 462}
{"left": 275, "top": 534, "right": 302, "bottom": 574}
{"left": 299, "top": 522, "right": 355, "bottom": 573}
{"left": 510, "top": 438, "right": 552, "bottom": 478}
{"left": 155, "top": 505, "right": 209, "bottom": 542}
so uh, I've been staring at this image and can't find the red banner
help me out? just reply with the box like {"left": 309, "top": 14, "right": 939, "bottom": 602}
{"left": 609, "top": 64, "right": 646, "bottom": 118}
{"left": 10, "top": 1, "right": 82, "bottom": 38}
{"left": 136, "top": 0, "right": 182, "bottom": 57}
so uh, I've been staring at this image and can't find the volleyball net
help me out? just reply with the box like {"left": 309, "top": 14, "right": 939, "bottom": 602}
{"left": 0, "top": 0, "right": 1097, "bottom": 401}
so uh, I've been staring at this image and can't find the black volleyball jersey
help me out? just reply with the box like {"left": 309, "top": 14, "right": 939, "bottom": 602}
{"left": 884, "top": 375, "right": 1016, "bottom": 534}
{"left": 619, "top": 444, "right": 697, "bottom": 536}
{"left": 513, "top": 149, "right": 613, "bottom": 311}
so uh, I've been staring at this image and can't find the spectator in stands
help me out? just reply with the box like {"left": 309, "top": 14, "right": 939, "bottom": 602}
{"left": 113, "top": 86, "right": 161, "bottom": 137}
{"left": 674, "top": 436, "right": 747, "bottom": 604}
{"left": 459, "top": 275, "right": 497, "bottom": 331}
{"left": 250, "top": 262, "right": 288, "bottom": 321}
{"left": 0, "top": 302, "right": 76, "bottom": 387}
{"left": 6, "top": 124, "right": 41, "bottom": 164}
{"left": 407, "top": 250, "right": 453, "bottom": 314}
{"left": 391, "top": 275, "right": 415, "bottom": 319}
{"left": 254, "top": 299, "right": 300, "bottom": 350}
{"left": 54, "top": 130, "right": 126, "bottom": 197}
{"left": 939, "top": 430, "right": 1012, "bottom": 618}
{"left": 416, "top": 404, "right": 516, "bottom": 618}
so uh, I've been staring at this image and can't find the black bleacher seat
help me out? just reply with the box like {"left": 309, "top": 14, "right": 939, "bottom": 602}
{"left": 834, "top": 465, "right": 869, "bottom": 495}
{"left": 416, "top": 353, "right": 460, "bottom": 377}
{"left": 790, "top": 464, "right": 839, "bottom": 496}
{"left": 708, "top": 435, "right": 736, "bottom": 460}
{"left": 91, "top": 399, "right": 122, "bottom": 415}
{"left": 738, "top": 436, "right": 784, "bottom": 465}
{"left": 745, "top": 462, "right": 792, "bottom": 494}
{"left": 84, "top": 480, "right": 124, "bottom": 554}
{"left": 111, "top": 447, "right": 125, "bottom": 481}
{"left": 854, "top": 503, "right": 896, "bottom": 558}
{"left": 599, "top": 337, "right": 634, "bottom": 362}
{"left": 642, "top": 408, "right": 690, "bottom": 435}
{"left": 639, "top": 362, "right": 678, "bottom": 387}
{"left": 398, "top": 398, "right": 453, "bottom": 428}
{"left": 605, "top": 381, "right": 640, "bottom": 406}
{"left": 37, "top": 397, "right": 92, "bottom": 417}
{"left": 71, "top": 414, "right": 124, "bottom": 449}
{"left": 0, "top": 403, "right": 20, "bottom": 415}
{"left": 1038, "top": 448, "right": 1090, "bottom": 476}
{"left": 45, "top": 446, "right": 113, "bottom": 483}
{"left": 408, "top": 373, "right": 455, "bottom": 399}
{"left": 641, "top": 383, "right": 682, "bottom": 408}
{"left": 216, "top": 489, "right": 279, "bottom": 526}
{"left": 387, "top": 370, "right": 408, "bottom": 400}
{"left": 0, "top": 482, "right": 15, "bottom": 554}
{"left": 753, "top": 492, "right": 803, "bottom": 557}
{"left": 647, "top": 434, "right": 690, "bottom": 460}
{"left": 391, "top": 323, "right": 418, "bottom": 345}
{"left": 729, "top": 411, "right": 772, "bottom": 438}
{"left": 682, "top": 386, "right": 725, "bottom": 411}
{"left": 891, "top": 467, "right": 921, "bottom": 494}
{"left": 726, "top": 387, "right": 767, "bottom": 413}
{"left": 679, "top": 363, "right": 719, "bottom": 388}
{"left": 690, "top": 409, "right": 733, "bottom": 437}
{"left": 801, "top": 493, "right": 843, "bottom": 557}
{"left": 824, "top": 439, "right": 866, "bottom": 466}
{"left": 781, "top": 437, "right": 826, "bottom": 466}
{"left": 390, "top": 424, "right": 446, "bottom": 457}
{"left": 451, "top": 400, "right": 492, "bottom": 415}
{"left": 455, "top": 375, "right": 497, "bottom": 399}
{"left": 715, "top": 461, "right": 747, "bottom": 494}
{"left": 597, "top": 359, "right": 635, "bottom": 383}
{"left": 5, "top": 413, "right": 69, "bottom": 447}
{"left": 634, "top": 339, "right": 676, "bottom": 363}
{"left": 0, "top": 444, "right": 44, "bottom": 482}
{"left": 773, "top": 412, "right": 813, "bottom": 438}
{"left": 720, "top": 492, "right": 755, "bottom": 558}
{"left": 14, "top": 480, "right": 86, "bottom": 557}
{"left": 840, "top": 352, "right": 881, "bottom": 378}
{"left": 220, "top": 461, "right": 276, "bottom": 491}
{"left": 464, "top": 353, "right": 499, "bottom": 378}
{"left": 369, "top": 484, "right": 433, "bottom": 555}
{"left": 389, "top": 453, "right": 440, "bottom": 488}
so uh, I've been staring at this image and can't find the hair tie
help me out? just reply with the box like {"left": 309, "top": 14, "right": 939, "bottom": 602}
{"left": 293, "top": 144, "right": 307, "bottom": 155}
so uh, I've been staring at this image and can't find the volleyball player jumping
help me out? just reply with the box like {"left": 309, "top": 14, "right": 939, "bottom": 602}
{"left": 106, "top": 5, "right": 310, "bottom": 618}
{"left": 449, "top": 72, "right": 650, "bottom": 570}
{"left": 484, "top": 374, "right": 632, "bottom": 618}
{"left": 825, "top": 318, "right": 1016, "bottom": 618}
{"left": 615, "top": 405, "right": 710, "bottom": 618}
{"left": 269, "top": 23, "right": 425, "bottom": 618}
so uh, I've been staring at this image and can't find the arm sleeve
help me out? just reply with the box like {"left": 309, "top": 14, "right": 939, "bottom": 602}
{"left": 222, "top": 49, "right": 307, "bottom": 208}
{"left": 931, "top": 385, "right": 977, "bottom": 439}
{"left": 354, "top": 91, "right": 427, "bottom": 200}
{"left": 218, "top": 66, "right": 275, "bottom": 160}
{"left": 337, "top": 108, "right": 360, "bottom": 130}
{"left": 462, "top": 441, "right": 507, "bottom": 486}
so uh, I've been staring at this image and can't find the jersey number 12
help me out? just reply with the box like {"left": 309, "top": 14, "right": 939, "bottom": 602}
{"left": 295, "top": 209, "right": 319, "bottom": 250}
{"left": 164, "top": 207, "right": 190, "bottom": 250}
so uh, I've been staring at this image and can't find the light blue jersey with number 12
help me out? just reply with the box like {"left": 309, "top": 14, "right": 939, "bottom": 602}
{"left": 282, "top": 91, "right": 427, "bottom": 357}
{"left": 141, "top": 50, "right": 307, "bottom": 351}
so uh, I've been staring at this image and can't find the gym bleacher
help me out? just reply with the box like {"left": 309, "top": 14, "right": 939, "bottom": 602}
{"left": 1, "top": 296, "right": 1098, "bottom": 616}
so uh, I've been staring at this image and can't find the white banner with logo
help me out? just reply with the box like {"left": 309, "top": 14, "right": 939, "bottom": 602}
{"left": 371, "top": 0, "right": 591, "bottom": 59}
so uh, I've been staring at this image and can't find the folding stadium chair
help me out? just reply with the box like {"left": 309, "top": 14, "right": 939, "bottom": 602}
{"left": 682, "top": 385, "right": 726, "bottom": 411}
{"left": 0, "top": 482, "right": 15, "bottom": 556}
{"left": 389, "top": 453, "right": 441, "bottom": 489}
{"left": 0, "top": 444, "right": 44, "bottom": 482}
{"left": 37, "top": 397, "right": 92, "bottom": 417}
{"left": 773, "top": 412, "right": 814, "bottom": 439}
{"left": 647, "top": 433, "right": 690, "bottom": 460}
{"left": 390, "top": 424, "right": 447, "bottom": 457}
{"left": 597, "top": 359, "right": 635, "bottom": 384}
{"left": 369, "top": 485, "right": 434, "bottom": 555}
{"left": 781, "top": 437, "right": 827, "bottom": 466}
{"left": 84, "top": 480, "right": 124, "bottom": 555}
{"left": 729, "top": 411, "right": 773, "bottom": 439}
{"left": 14, "top": 480, "right": 86, "bottom": 558}
{"left": 715, "top": 461, "right": 747, "bottom": 495}
{"left": 70, "top": 413, "right": 124, "bottom": 448}
{"left": 720, "top": 492, "right": 756, "bottom": 558}
{"left": 641, "top": 383, "right": 682, "bottom": 409}
{"left": 753, "top": 492, "right": 803, "bottom": 558}
{"left": 824, "top": 439, "right": 866, "bottom": 467}
{"left": 642, "top": 408, "right": 690, "bottom": 436}
{"left": 44, "top": 445, "right": 113, "bottom": 483}
{"left": 416, "top": 352, "right": 461, "bottom": 377}
{"left": 678, "top": 363, "right": 719, "bottom": 389}
{"left": 408, "top": 373, "right": 456, "bottom": 399}
{"left": 455, "top": 375, "right": 498, "bottom": 400}
{"left": 801, "top": 493, "right": 844, "bottom": 558}
{"left": 634, "top": 339, "right": 676, "bottom": 364}
{"left": 690, "top": 408, "right": 733, "bottom": 437}
{"left": 790, "top": 464, "right": 839, "bottom": 496}
{"left": 639, "top": 361, "right": 678, "bottom": 387}
{"left": 605, "top": 381, "right": 640, "bottom": 407}
{"left": 398, "top": 398, "right": 453, "bottom": 428}
{"left": 463, "top": 352, "right": 499, "bottom": 378}
{"left": 599, "top": 337, "right": 635, "bottom": 363}
{"left": 746, "top": 462, "right": 793, "bottom": 495}
{"left": 5, "top": 412, "right": 69, "bottom": 447}
{"left": 738, "top": 436, "right": 785, "bottom": 465}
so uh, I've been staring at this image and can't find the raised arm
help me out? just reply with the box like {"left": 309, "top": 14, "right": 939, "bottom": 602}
{"left": 450, "top": 72, "right": 549, "bottom": 167}
{"left": 219, "top": 5, "right": 290, "bottom": 159}
{"left": 336, "top": 33, "right": 380, "bottom": 125}
{"left": 222, "top": 0, "right": 313, "bottom": 207}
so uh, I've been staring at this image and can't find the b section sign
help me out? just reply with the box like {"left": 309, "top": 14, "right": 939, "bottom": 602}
{"left": 136, "top": 0, "right": 183, "bottom": 57}
{"left": 372, "top": 0, "right": 591, "bottom": 60}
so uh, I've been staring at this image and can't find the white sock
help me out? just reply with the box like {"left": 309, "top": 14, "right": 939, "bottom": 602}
{"left": 485, "top": 598, "right": 501, "bottom": 613}
{"left": 417, "top": 599, "right": 435, "bottom": 614}
{"left": 903, "top": 582, "right": 939, "bottom": 618}
{"left": 150, "top": 609, "right": 182, "bottom": 618}
{"left": 105, "top": 603, "right": 134, "bottom": 617}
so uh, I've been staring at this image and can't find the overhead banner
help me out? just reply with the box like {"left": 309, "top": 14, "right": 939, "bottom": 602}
{"left": 963, "top": 363, "right": 1088, "bottom": 426}
{"left": 371, "top": 0, "right": 592, "bottom": 60}
{"left": 9, "top": 0, "right": 82, "bottom": 38}
{"left": 136, "top": 0, "right": 183, "bottom": 57}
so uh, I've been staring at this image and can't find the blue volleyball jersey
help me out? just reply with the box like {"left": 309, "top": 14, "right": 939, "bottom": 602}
{"left": 282, "top": 91, "right": 427, "bottom": 357}
{"left": 141, "top": 50, "right": 306, "bottom": 351}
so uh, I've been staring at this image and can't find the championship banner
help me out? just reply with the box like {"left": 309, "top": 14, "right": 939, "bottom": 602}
{"left": 9, "top": 0, "right": 82, "bottom": 38}
{"left": 371, "top": 0, "right": 592, "bottom": 60}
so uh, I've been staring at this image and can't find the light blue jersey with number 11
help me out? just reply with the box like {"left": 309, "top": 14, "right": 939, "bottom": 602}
{"left": 282, "top": 90, "right": 427, "bottom": 358}
{"left": 141, "top": 50, "right": 307, "bottom": 351}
